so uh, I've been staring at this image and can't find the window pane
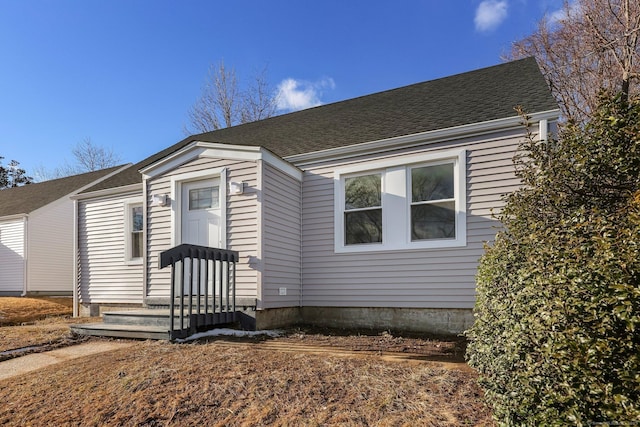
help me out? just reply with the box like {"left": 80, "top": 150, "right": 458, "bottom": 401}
{"left": 412, "top": 163, "right": 454, "bottom": 202}
{"left": 345, "top": 174, "right": 381, "bottom": 210}
{"left": 411, "top": 201, "right": 456, "bottom": 240}
{"left": 132, "top": 206, "right": 143, "bottom": 232}
{"left": 345, "top": 209, "right": 382, "bottom": 245}
{"left": 131, "top": 232, "right": 143, "bottom": 258}
{"left": 189, "top": 187, "right": 219, "bottom": 210}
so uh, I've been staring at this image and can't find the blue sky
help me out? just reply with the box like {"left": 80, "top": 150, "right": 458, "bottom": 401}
{"left": 0, "top": 0, "right": 564, "bottom": 177}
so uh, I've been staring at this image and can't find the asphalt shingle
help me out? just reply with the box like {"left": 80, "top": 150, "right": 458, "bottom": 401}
{"left": 85, "top": 58, "right": 557, "bottom": 193}
{"left": 0, "top": 166, "right": 125, "bottom": 217}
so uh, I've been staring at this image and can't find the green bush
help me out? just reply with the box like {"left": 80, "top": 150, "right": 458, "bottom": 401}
{"left": 466, "top": 94, "right": 640, "bottom": 425}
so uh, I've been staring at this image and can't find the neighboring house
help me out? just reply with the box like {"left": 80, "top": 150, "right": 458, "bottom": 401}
{"left": 74, "top": 58, "right": 559, "bottom": 334}
{"left": 0, "top": 166, "right": 128, "bottom": 296}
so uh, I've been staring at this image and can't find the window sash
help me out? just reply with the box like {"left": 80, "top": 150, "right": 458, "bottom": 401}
{"left": 334, "top": 149, "right": 466, "bottom": 253}
{"left": 126, "top": 202, "right": 143, "bottom": 261}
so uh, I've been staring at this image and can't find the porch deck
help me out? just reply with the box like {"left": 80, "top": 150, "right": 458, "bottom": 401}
{"left": 73, "top": 244, "right": 247, "bottom": 340}
{"left": 71, "top": 308, "right": 239, "bottom": 340}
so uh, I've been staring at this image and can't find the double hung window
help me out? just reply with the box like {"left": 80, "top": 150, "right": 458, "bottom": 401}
{"left": 335, "top": 149, "right": 466, "bottom": 253}
{"left": 124, "top": 199, "right": 144, "bottom": 262}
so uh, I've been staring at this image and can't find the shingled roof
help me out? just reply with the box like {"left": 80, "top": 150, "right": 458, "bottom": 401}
{"left": 85, "top": 57, "right": 557, "bottom": 193}
{"left": 0, "top": 165, "right": 125, "bottom": 217}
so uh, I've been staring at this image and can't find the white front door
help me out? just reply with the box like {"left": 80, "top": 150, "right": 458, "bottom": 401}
{"left": 180, "top": 179, "right": 223, "bottom": 296}
{"left": 181, "top": 179, "right": 222, "bottom": 248}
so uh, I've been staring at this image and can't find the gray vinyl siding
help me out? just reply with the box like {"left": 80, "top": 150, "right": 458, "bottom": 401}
{"left": 78, "top": 193, "right": 143, "bottom": 304}
{"left": 261, "top": 162, "right": 302, "bottom": 308}
{"left": 145, "top": 157, "right": 259, "bottom": 301}
{"left": 27, "top": 198, "right": 74, "bottom": 293}
{"left": 0, "top": 219, "right": 25, "bottom": 293}
{"left": 300, "top": 129, "right": 524, "bottom": 309}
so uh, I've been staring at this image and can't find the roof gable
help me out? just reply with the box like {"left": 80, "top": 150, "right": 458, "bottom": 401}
{"left": 0, "top": 165, "right": 126, "bottom": 217}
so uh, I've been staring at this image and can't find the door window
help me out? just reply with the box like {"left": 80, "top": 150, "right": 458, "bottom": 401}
{"left": 188, "top": 186, "right": 219, "bottom": 210}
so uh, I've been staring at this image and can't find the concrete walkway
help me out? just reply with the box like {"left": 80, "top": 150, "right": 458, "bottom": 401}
{"left": 0, "top": 341, "right": 134, "bottom": 381}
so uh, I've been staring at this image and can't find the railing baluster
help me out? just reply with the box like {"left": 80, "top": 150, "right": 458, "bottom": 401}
{"left": 169, "top": 259, "right": 176, "bottom": 340}
{"left": 159, "top": 244, "right": 239, "bottom": 340}
{"left": 196, "top": 255, "right": 201, "bottom": 330}
{"left": 204, "top": 256, "right": 209, "bottom": 318}
{"left": 179, "top": 260, "right": 185, "bottom": 332}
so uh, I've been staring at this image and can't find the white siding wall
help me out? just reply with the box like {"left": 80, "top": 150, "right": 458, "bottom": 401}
{"left": 300, "top": 129, "right": 524, "bottom": 309}
{"left": 27, "top": 198, "right": 74, "bottom": 293}
{"left": 262, "top": 162, "right": 302, "bottom": 308}
{"left": 78, "top": 193, "right": 144, "bottom": 304}
{"left": 0, "top": 218, "right": 25, "bottom": 293}
{"left": 146, "top": 157, "right": 259, "bottom": 301}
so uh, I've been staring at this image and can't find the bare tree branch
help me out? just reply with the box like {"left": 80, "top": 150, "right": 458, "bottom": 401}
{"left": 185, "top": 61, "right": 277, "bottom": 134}
{"left": 508, "top": 0, "right": 640, "bottom": 121}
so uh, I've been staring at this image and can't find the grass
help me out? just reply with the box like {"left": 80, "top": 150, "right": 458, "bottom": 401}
{"left": 0, "top": 296, "right": 73, "bottom": 326}
{"left": 0, "top": 297, "right": 95, "bottom": 354}
{"left": 0, "top": 297, "right": 495, "bottom": 426}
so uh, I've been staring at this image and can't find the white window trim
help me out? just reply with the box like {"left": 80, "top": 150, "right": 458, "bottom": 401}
{"left": 123, "top": 197, "right": 144, "bottom": 264}
{"left": 334, "top": 149, "right": 466, "bottom": 253}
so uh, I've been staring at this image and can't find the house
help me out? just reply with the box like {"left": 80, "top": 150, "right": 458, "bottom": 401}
{"left": 0, "top": 166, "right": 128, "bottom": 296}
{"left": 73, "top": 58, "right": 559, "bottom": 335}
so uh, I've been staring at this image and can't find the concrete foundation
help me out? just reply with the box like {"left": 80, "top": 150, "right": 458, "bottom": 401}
{"left": 255, "top": 307, "right": 302, "bottom": 330}
{"left": 300, "top": 306, "right": 474, "bottom": 335}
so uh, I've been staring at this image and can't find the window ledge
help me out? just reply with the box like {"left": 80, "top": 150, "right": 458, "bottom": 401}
{"left": 335, "top": 238, "right": 467, "bottom": 254}
{"left": 125, "top": 258, "right": 143, "bottom": 266}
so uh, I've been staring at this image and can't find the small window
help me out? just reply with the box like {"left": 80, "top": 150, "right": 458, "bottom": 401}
{"left": 189, "top": 187, "right": 219, "bottom": 210}
{"left": 344, "top": 174, "right": 382, "bottom": 245}
{"left": 130, "top": 205, "right": 143, "bottom": 259}
{"left": 124, "top": 200, "right": 143, "bottom": 262}
{"left": 410, "top": 163, "right": 456, "bottom": 240}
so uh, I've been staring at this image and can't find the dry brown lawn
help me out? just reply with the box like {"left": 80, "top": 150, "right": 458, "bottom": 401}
{"left": 0, "top": 297, "right": 96, "bottom": 355}
{"left": 0, "top": 297, "right": 73, "bottom": 326}
{"left": 0, "top": 297, "right": 495, "bottom": 426}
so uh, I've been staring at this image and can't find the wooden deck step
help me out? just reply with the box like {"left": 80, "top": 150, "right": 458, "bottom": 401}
{"left": 70, "top": 323, "right": 171, "bottom": 340}
{"left": 71, "top": 309, "right": 240, "bottom": 340}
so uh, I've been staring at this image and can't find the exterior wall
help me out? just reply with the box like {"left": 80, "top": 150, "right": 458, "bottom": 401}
{"left": 261, "top": 161, "right": 302, "bottom": 309}
{"left": 26, "top": 198, "right": 74, "bottom": 294}
{"left": 145, "top": 157, "right": 259, "bottom": 302}
{"left": 0, "top": 218, "right": 25, "bottom": 294}
{"left": 77, "top": 192, "right": 144, "bottom": 304}
{"left": 300, "top": 128, "right": 525, "bottom": 310}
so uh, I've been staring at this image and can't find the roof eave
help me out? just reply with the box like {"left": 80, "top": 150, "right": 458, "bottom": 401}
{"left": 285, "top": 109, "right": 560, "bottom": 167}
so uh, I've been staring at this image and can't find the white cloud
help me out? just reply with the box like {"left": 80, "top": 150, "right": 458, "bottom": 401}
{"left": 475, "top": 0, "right": 509, "bottom": 32}
{"left": 275, "top": 77, "right": 335, "bottom": 112}
{"left": 547, "top": 1, "right": 581, "bottom": 25}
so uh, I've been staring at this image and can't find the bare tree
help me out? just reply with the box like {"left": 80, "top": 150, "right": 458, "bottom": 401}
{"left": 185, "top": 61, "right": 277, "bottom": 134}
{"left": 508, "top": 0, "right": 640, "bottom": 122}
{"left": 71, "top": 137, "right": 120, "bottom": 172}
{"left": 33, "top": 138, "right": 121, "bottom": 181}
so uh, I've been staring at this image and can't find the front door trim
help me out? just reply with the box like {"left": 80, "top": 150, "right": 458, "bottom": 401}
{"left": 170, "top": 167, "right": 227, "bottom": 249}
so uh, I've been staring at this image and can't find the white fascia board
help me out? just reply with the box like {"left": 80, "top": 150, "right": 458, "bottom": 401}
{"left": 286, "top": 109, "right": 561, "bottom": 167}
{"left": 0, "top": 213, "right": 28, "bottom": 222}
{"left": 141, "top": 141, "right": 303, "bottom": 181}
{"left": 70, "top": 183, "right": 143, "bottom": 201}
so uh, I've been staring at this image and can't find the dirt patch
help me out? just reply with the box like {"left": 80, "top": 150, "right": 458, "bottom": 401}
{"left": 0, "top": 339, "right": 494, "bottom": 426}
{"left": 0, "top": 297, "right": 73, "bottom": 326}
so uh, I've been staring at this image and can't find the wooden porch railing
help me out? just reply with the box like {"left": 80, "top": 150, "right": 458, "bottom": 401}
{"left": 159, "top": 244, "right": 239, "bottom": 340}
